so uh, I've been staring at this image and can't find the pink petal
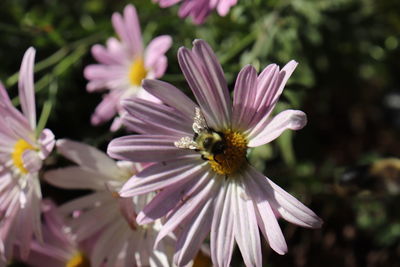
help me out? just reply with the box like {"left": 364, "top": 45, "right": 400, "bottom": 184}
{"left": 18, "top": 47, "right": 36, "bottom": 130}
{"left": 210, "top": 181, "right": 235, "bottom": 267}
{"left": 145, "top": 35, "right": 172, "bottom": 72}
{"left": 174, "top": 197, "right": 214, "bottom": 266}
{"left": 217, "top": 0, "right": 237, "bottom": 16}
{"left": 56, "top": 139, "right": 120, "bottom": 178}
{"left": 111, "top": 5, "right": 142, "bottom": 57}
{"left": 231, "top": 65, "right": 258, "bottom": 131}
{"left": 142, "top": 79, "right": 197, "bottom": 119}
{"left": 38, "top": 128, "right": 55, "bottom": 160}
{"left": 248, "top": 109, "right": 307, "bottom": 147}
{"left": 136, "top": 169, "right": 211, "bottom": 225}
{"left": 90, "top": 91, "right": 121, "bottom": 126}
{"left": 178, "top": 40, "right": 231, "bottom": 130}
{"left": 155, "top": 174, "right": 218, "bottom": 247}
{"left": 122, "top": 98, "right": 193, "bottom": 136}
{"left": 44, "top": 166, "right": 110, "bottom": 191}
{"left": 108, "top": 135, "right": 196, "bottom": 163}
{"left": 22, "top": 150, "right": 42, "bottom": 173}
{"left": 119, "top": 158, "right": 206, "bottom": 197}
{"left": 232, "top": 182, "right": 262, "bottom": 267}
{"left": 243, "top": 172, "right": 288, "bottom": 254}
{"left": 249, "top": 60, "right": 298, "bottom": 130}
{"left": 248, "top": 165, "right": 323, "bottom": 228}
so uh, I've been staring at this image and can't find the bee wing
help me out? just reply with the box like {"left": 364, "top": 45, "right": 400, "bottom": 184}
{"left": 192, "top": 107, "right": 209, "bottom": 134}
{"left": 174, "top": 136, "right": 198, "bottom": 150}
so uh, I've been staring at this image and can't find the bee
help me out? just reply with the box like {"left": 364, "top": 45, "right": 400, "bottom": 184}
{"left": 174, "top": 108, "right": 226, "bottom": 162}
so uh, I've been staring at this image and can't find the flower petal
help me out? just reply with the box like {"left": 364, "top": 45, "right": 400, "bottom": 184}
{"left": 145, "top": 35, "right": 172, "bottom": 72}
{"left": 232, "top": 65, "right": 258, "bottom": 131}
{"left": 155, "top": 174, "right": 218, "bottom": 247}
{"left": 232, "top": 181, "right": 262, "bottom": 267}
{"left": 210, "top": 181, "right": 235, "bottom": 267}
{"left": 142, "top": 79, "right": 197, "bottom": 119}
{"left": 18, "top": 47, "right": 36, "bottom": 130}
{"left": 108, "top": 135, "right": 196, "bottom": 163}
{"left": 22, "top": 150, "right": 42, "bottom": 173}
{"left": 44, "top": 166, "right": 110, "bottom": 191}
{"left": 178, "top": 40, "right": 231, "bottom": 130}
{"left": 122, "top": 98, "right": 193, "bottom": 136}
{"left": 120, "top": 158, "right": 206, "bottom": 197}
{"left": 248, "top": 165, "right": 323, "bottom": 228}
{"left": 174, "top": 196, "right": 214, "bottom": 266}
{"left": 38, "top": 128, "right": 55, "bottom": 160}
{"left": 136, "top": 169, "right": 211, "bottom": 225}
{"left": 56, "top": 139, "right": 119, "bottom": 178}
{"left": 248, "top": 109, "right": 307, "bottom": 147}
{"left": 112, "top": 5, "right": 142, "bottom": 57}
{"left": 243, "top": 170, "right": 288, "bottom": 255}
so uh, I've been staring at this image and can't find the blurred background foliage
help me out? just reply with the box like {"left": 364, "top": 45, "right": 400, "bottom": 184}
{"left": 1, "top": 0, "right": 400, "bottom": 266}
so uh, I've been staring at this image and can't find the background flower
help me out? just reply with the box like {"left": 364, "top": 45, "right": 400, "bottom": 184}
{"left": 0, "top": 48, "right": 55, "bottom": 261}
{"left": 153, "top": 0, "right": 237, "bottom": 24}
{"left": 44, "top": 139, "right": 175, "bottom": 267}
{"left": 84, "top": 4, "right": 172, "bottom": 131}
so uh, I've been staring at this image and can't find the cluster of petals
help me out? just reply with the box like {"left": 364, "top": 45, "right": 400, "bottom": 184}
{"left": 44, "top": 139, "right": 175, "bottom": 267}
{"left": 154, "top": 0, "right": 238, "bottom": 24}
{"left": 0, "top": 48, "right": 55, "bottom": 261}
{"left": 108, "top": 39, "right": 323, "bottom": 266}
{"left": 18, "top": 199, "right": 90, "bottom": 267}
{"left": 84, "top": 4, "right": 172, "bottom": 131}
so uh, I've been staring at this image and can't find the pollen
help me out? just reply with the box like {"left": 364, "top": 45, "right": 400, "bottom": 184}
{"left": 12, "top": 139, "right": 35, "bottom": 174}
{"left": 209, "top": 130, "right": 247, "bottom": 175}
{"left": 128, "top": 57, "right": 148, "bottom": 86}
{"left": 66, "top": 252, "right": 90, "bottom": 267}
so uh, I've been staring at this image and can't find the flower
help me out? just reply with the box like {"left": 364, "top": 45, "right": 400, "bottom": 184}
{"left": 84, "top": 4, "right": 172, "bottom": 131}
{"left": 153, "top": 0, "right": 237, "bottom": 24}
{"left": 44, "top": 139, "right": 175, "bottom": 267}
{"left": 18, "top": 199, "right": 90, "bottom": 267}
{"left": 108, "top": 39, "right": 323, "bottom": 266}
{"left": 0, "top": 47, "right": 55, "bottom": 260}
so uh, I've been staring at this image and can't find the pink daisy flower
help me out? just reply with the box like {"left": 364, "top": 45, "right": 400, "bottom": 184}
{"left": 154, "top": 0, "right": 237, "bottom": 24}
{"left": 19, "top": 199, "right": 90, "bottom": 267}
{"left": 108, "top": 39, "right": 323, "bottom": 266}
{"left": 0, "top": 48, "right": 55, "bottom": 260}
{"left": 84, "top": 4, "right": 172, "bottom": 131}
{"left": 44, "top": 139, "right": 175, "bottom": 267}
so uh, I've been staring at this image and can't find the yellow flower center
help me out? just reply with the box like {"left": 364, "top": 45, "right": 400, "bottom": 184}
{"left": 11, "top": 139, "right": 35, "bottom": 174}
{"left": 66, "top": 252, "right": 90, "bottom": 267}
{"left": 128, "top": 57, "right": 147, "bottom": 86}
{"left": 207, "top": 130, "right": 247, "bottom": 175}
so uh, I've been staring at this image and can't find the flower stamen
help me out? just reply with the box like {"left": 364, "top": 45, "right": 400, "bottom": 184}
{"left": 208, "top": 130, "right": 247, "bottom": 175}
{"left": 12, "top": 139, "right": 35, "bottom": 174}
{"left": 128, "top": 57, "right": 147, "bottom": 86}
{"left": 66, "top": 252, "right": 90, "bottom": 267}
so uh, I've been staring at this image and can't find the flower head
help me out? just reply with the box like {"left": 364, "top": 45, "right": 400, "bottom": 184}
{"left": 44, "top": 139, "right": 175, "bottom": 267}
{"left": 108, "top": 39, "right": 322, "bottom": 266}
{"left": 154, "top": 0, "right": 237, "bottom": 24}
{"left": 84, "top": 4, "right": 172, "bottom": 131}
{"left": 0, "top": 47, "right": 55, "bottom": 260}
{"left": 18, "top": 200, "right": 90, "bottom": 267}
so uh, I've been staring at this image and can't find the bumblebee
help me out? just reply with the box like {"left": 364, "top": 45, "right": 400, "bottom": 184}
{"left": 193, "top": 130, "right": 226, "bottom": 161}
{"left": 174, "top": 108, "right": 226, "bottom": 161}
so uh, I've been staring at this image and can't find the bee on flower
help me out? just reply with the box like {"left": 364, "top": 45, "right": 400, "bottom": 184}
{"left": 84, "top": 4, "right": 172, "bottom": 131}
{"left": 0, "top": 48, "right": 55, "bottom": 261}
{"left": 108, "top": 39, "right": 323, "bottom": 266}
